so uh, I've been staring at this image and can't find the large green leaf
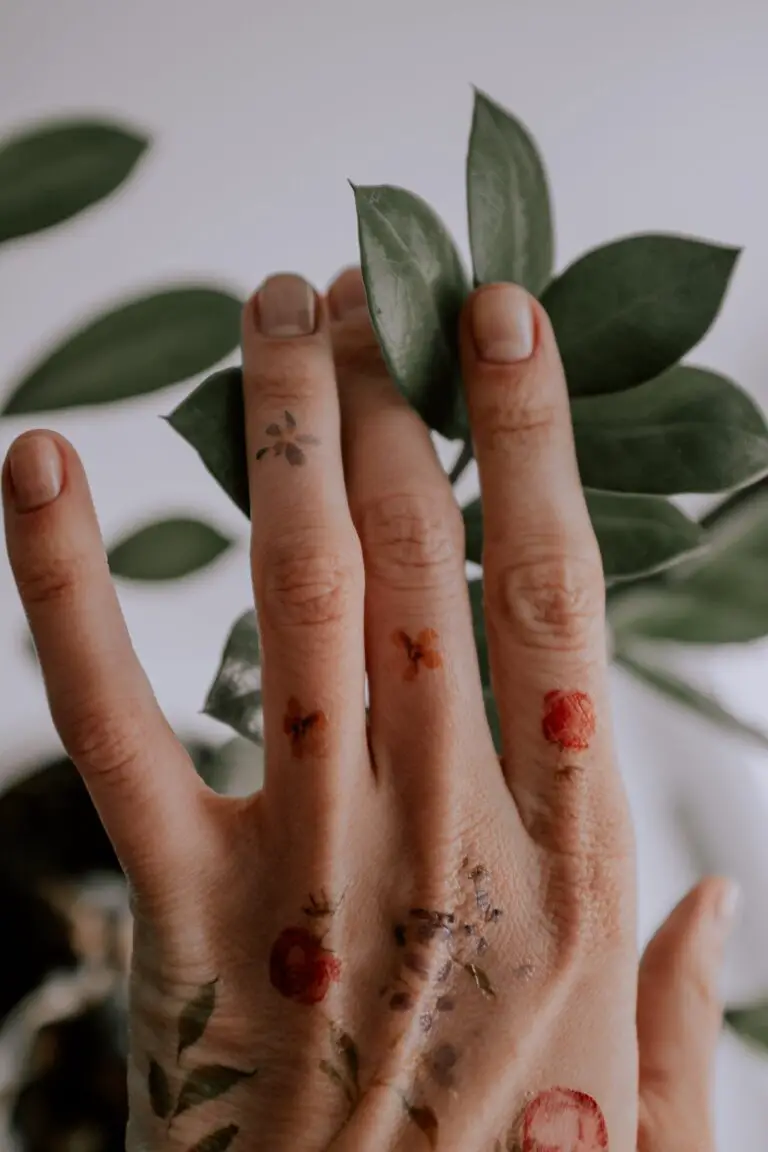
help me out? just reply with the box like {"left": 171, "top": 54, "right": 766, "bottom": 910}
{"left": 353, "top": 184, "right": 470, "bottom": 438}
{"left": 463, "top": 490, "right": 702, "bottom": 583}
{"left": 572, "top": 366, "right": 768, "bottom": 495}
{"left": 0, "top": 119, "right": 148, "bottom": 246}
{"left": 610, "top": 489, "right": 768, "bottom": 643}
{"left": 466, "top": 89, "right": 554, "bottom": 294}
{"left": 725, "top": 1003, "right": 768, "bottom": 1052}
{"left": 2, "top": 287, "right": 243, "bottom": 413}
{"left": 166, "top": 366, "right": 250, "bottom": 517}
{"left": 540, "top": 235, "right": 740, "bottom": 397}
{"left": 615, "top": 651, "right": 768, "bottom": 751}
{"left": 108, "top": 516, "right": 232, "bottom": 581}
{"left": 203, "top": 609, "right": 263, "bottom": 744}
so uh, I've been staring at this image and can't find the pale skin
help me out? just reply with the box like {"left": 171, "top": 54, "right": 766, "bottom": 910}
{"left": 2, "top": 268, "right": 738, "bottom": 1151}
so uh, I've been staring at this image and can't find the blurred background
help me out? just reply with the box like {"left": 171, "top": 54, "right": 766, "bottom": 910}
{"left": 1, "top": 0, "right": 768, "bottom": 1147}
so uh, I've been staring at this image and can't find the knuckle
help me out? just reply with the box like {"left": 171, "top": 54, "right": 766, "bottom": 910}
{"left": 15, "top": 552, "right": 85, "bottom": 609}
{"left": 358, "top": 491, "right": 464, "bottom": 590}
{"left": 248, "top": 355, "right": 321, "bottom": 410}
{"left": 60, "top": 698, "right": 145, "bottom": 783}
{"left": 473, "top": 374, "right": 560, "bottom": 452}
{"left": 491, "top": 550, "right": 604, "bottom": 651}
{"left": 260, "top": 528, "right": 362, "bottom": 629}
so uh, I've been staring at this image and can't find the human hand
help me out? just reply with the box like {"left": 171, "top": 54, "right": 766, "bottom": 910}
{"left": 2, "top": 267, "right": 738, "bottom": 1151}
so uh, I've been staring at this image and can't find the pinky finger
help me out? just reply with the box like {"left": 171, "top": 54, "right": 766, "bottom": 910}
{"left": 2, "top": 432, "right": 204, "bottom": 888}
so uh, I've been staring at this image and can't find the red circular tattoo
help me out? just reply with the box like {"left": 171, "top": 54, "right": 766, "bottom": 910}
{"left": 542, "top": 690, "right": 596, "bottom": 750}
{"left": 269, "top": 927, "right": 341, "bottom": 1005}
{"left": 522, "top": 1087, "right": 608, "bottom": 1151}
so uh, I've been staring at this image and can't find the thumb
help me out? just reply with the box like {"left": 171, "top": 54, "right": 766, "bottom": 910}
{"left": 637, "top": 877, "right": 741, "bottom": 1151}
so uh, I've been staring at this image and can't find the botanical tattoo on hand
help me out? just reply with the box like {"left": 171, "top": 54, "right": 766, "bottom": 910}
{"left": 302, "top": 887, "right": 344, "bottom": 919}
{"left": 255, "top": 409, "right": 320, "bottom": 466}
{"left": 392, "top": 628, "right": 443, "bottom": 681}
{"left": 146, "top": 978, "right": 256, "bottom": 1151}
{"left": 505, "top": 1087, "right": 609, "bottom": 1151}
{"left": 319, "top": 1022, "right": 362, "bottom": 1112}
{"left": 542, "top": 690, "right": 596, "bottom": 751}
{"left": 283, "top": 697, "right": 329, "bottom": 758}
{"left": 270, "top": 926, "right": 342, "bottom": 1005}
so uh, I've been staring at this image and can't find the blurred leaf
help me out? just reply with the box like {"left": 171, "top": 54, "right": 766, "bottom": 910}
{"left": 189, "top": 1127, "right": 240, "bottom": 1152}
{"left": 614, "top": 651, "right": 768, "bottom": 751}
{"left": 0, "top": 119, "right": 148, "bottom": 245}
{"left": 725, "top": 1003, "right": 768, "bottom": 1051}
{"left": 108, "top": 516, "right": 232, "bottom": 581}
{"left": 572, "top": 366, "right": 768, "bottom": 495}
{"left": 148, "top": 1058, "right": 172, "bottom": 1119}
{"left": 467, "top": 89, "right": 554, "bottom": 294}
{"left": 353, "top": 183, "right": 470, "bottom": 438}
{"left": 3, "top": 287, "right": 243, "bottom": 413}
{"left": 610, "top": 489, "right": 768, "bottom": 643}
{"left": 174, "top": 1065, "right": 256, "bottom": 1117}
{"left": 467, "top": 578, "right": 490, "bottom": 685}
{"left": 203, "top": 609, "right": 263, "bottom": 744}
{"left": 483, "top": 686, "right": 502, "bottom": 754}
{"left": 166, "top": 366, "right": 250, "bottom": 517}
{"left": 463, "top": 491, "right": 702, "bottom": 583}
{"left": 177, "top": 979, "right": 218, "bottom": 1058}
{"left": 540, "top": 235, "right": 740, "bottom": 397}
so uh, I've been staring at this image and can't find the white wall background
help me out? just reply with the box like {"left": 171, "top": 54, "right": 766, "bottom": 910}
{"left": 1, "top": 0, "right": 768, "bottom": 1144}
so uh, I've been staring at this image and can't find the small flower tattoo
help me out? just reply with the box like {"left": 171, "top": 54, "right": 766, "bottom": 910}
{"left": 255, "top": 410, "right": 320, "bottom": 466}
{"left": 392, "top": 628, "right": 442, "bottom": 681}
{"left": 283, "top": 697, "right": 329, "bottom": 758}
{"left": 269, "top": 926, "right": 342, "bottom": 1005}
{"left": 542, "top": 689, "right": 596, "bottom": 751}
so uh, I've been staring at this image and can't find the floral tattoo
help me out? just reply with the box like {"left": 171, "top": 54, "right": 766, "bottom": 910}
{"left": 392, "top": 628, "right": 443, "bottom": 680}
{"left": 283, "top": 697, "right": 329, "bottom": 758}
{"left": 255, "top": 409, "right": 320, "bottom": 466}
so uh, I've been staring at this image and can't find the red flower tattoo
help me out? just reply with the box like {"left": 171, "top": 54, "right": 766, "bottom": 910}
{"left": 392, "top": 628, "right": 443, "bottom": 681}
{"left": 521, "top": 1087, "right": 608, "bottom": 1151}
{"left": 255, "top": 409, "right": 320, "bottom": 466}
{"left": 269, "top": 927, "right": 342, "bottom": 1006}
{"left": 283, "top": 697, "right": 329, "bottom": 758}
{"left": 542, "top": 690, "right": 596, "bottom": 751}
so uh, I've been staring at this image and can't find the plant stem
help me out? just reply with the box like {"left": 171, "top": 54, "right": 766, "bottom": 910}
{"left": 448, "top": 441, "right": 473, "bottom": 486}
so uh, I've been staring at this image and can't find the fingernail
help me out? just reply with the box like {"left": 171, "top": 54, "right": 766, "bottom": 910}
{"left": 256, "top": 273, "right": 316, "bottom": 337}
{"left": 330, "top": 270, "right": 368, "bottom": 318}
{"left": 7, "top": 434, "right": 63, "bottom": 512}
{"left": 472, "top": 283, "right": 534, "bottom": 363}
{"left": 714, "top": 879, "right": 742, "bottom": 933}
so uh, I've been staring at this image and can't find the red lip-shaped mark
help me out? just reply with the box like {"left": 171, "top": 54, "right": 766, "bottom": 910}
{"left": 522, "top": 1087, "right": 608, "bottom": 1151}
{"left": 269, "top": 927, "right": 341, "bottom": 1006}
{"left": 542, "top": 690, "right": 596, "bottom": 751}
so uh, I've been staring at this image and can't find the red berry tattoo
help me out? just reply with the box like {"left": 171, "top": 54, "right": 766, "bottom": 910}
{"left": 283, "top": 697, "right": 329, "bottom": 758}
{"left": 521, "top": 1087, "right": 608, "bottom": 1151}
{"left": 542, "top": 690, "right": 596, "bottom": 751}
{"left": 269, "top": 927, "right": 341, "bottom": 1006}
{"left": 393, "top": 628, "right": 443, "bottom": 681}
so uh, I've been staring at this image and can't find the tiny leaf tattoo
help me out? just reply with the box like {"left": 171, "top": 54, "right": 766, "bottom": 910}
{"left": 284, "top": 409, "right": 296, "bottom": 428}
{"left": 283, "top": 697, "right": 329, "bottom": 759}
{"left": 177, "top": 979, "right": 218, "bottom": 1059}
{"left": 188, "top": 1125, "right": 240, "bottom": 1152}
{"left": 173, "top": 1065, "right": 257, "bottom": 1117}
{"left": 334, "top": 1030, "right": 360, "bottom": 1088}
{"left": 148, "top": 1058, "right": 173, "bottom": 1119}
{"left": 407, "top": 1103, "right": 440, "bottom": 1148}
{"left": 255, "top": 446, "right": 269, "bottom": 459}
{"left": 393, "top": 629, "right": 442, "bottom": 680}
{"left": 319, "top": 1059, "right": 356, "bottom": 1106}
{"left": 464, "top": 962, "right": 496, "bottom": 997}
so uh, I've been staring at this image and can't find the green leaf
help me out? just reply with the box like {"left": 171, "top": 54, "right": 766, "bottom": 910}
{"left": 188, "top": 1127, "right": 240, "bottom": 1152}
{"left": 147, "top": 1058, "right": 173, "bottom": 1119}
{"left": 463, "top": 491, "right": 703, "bottom": 584}
{"left": 177, "top": 980, "right": 218, "bottom": 1059}
{"left": 352, "top": 183, "right": 470, "bottom": 438}
{"left": 107, "top": 516, "right": 232, "bottom": 581}
{"left": 166, "top": 366, "right": 250, "bottom": 517}
{"left": 0, "top": 119, "right": 148, "bottom": 245}
{"left": 540, "top": 235, "right": 740, "bottom": 397}
{"left": 2, "top": 287, "right": 243, "bottom": 413}
{"left": 572, "top": 365, "right": 768, "bottom": 495}
{"left": 614, "top": 651, "right": 768, "bottom": 751}
{"left": 726, "top": 1003, "right": 768, "bottom": 1052}
{"left": 466, "top": 89, "right": 554, "bottom": 294}
{"left": 173, "top": 1065, "right": 257, "bottom": 1117}
{"left": 203, "top": 609, "right": 263, "bottom": 744}
{"left": 610, "top": 489, "right": 768, "bottom": 643}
